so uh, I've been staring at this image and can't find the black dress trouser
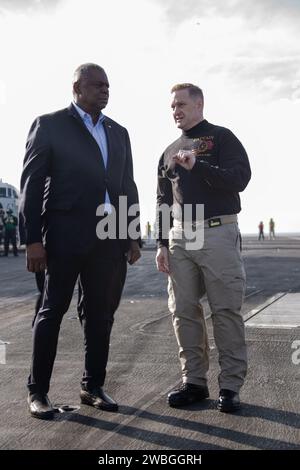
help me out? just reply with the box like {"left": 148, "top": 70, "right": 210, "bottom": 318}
{"left": 28, "top": 239, "right": 127, "bottom": 394}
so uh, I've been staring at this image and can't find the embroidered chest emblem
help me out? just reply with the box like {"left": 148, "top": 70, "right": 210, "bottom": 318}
{"left": 193, "top": 137, "right": 214, "bottom": 155}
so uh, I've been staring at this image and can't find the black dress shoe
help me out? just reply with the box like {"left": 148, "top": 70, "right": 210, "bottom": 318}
{"left": 217, "top": 389, "right": 240, "bottom": 413}
{"left": 27, "top": 393, "right": 55, "bottom": 420}
{"left": 168, "top": 383, "right": 209, "bottom": 408}
{"left": 80, "top": 387, "right": 118, "bottom": 412}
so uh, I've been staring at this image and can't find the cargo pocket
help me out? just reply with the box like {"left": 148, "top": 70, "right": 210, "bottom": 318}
{"left": 221, "top": 264, "right": 246, "bottom": 312}
{"left": 207, "top": 264, "right": 246, "bottom": 314}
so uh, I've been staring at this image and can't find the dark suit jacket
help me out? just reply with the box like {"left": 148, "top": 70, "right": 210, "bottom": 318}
{"left": 20, "top": 104, "right": 140, "bottom": 255}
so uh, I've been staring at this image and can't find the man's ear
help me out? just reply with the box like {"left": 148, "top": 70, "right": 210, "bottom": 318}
{"left": 73, "top": 80, "right": 81, "bottom": 96}
{"left": 197, "top": 98, "right": 203, "bottom": 110}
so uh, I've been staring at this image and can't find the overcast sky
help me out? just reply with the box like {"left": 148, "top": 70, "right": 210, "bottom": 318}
{"left": 0, "top": 0, "right": 299, "bottom": 234}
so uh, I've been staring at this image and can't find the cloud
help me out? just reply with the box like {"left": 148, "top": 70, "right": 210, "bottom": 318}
{"left": 208, "top": 56, "right": 300, "bottom": 100}
{"left": 152, "top": 0, "right": 300, "bottom": 101}
{"left": 154, "top": 0, "right": 300, "bottom": 27}
{"left": 0, "top": 0, "right": 63, "bottom": 13}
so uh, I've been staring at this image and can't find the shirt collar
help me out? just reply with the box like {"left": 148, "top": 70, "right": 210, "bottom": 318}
{"left": 72, "top": 101, "right": 105, "bottom": 125}
{"left": 182, "top": 119, "right": 208, "bottom": 137}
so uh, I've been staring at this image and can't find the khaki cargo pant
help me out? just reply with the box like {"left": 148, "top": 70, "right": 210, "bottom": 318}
{"left": 168, "top": 221, "right": 247, "bottom": 392}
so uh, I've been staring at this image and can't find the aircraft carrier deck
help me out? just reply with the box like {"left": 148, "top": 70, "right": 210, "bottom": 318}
{"left": 0, "top": 235, "right": 299, "bottom": 461}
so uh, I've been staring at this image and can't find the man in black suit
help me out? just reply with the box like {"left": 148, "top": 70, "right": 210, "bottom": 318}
{"left": 20, "top": 63, "right": 141, "bottom": 419}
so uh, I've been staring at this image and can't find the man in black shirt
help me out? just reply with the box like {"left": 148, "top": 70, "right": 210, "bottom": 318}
{"left": 156, "top": 83, "right": 251, "bottom": 412}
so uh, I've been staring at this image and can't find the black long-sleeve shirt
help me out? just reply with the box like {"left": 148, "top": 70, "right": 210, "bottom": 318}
{"left": 156, "top": 119, "right": 251, "bottom": 247}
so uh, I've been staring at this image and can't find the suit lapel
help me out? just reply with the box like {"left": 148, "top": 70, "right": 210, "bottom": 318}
{"left": 67, "top": 103, "right": 87, "bottom": 131}
{"left": 104, "top": 119, "right": 118, "bottom": 177}
{"left": 67, "top": 104, "right": 106, "bottom": 171}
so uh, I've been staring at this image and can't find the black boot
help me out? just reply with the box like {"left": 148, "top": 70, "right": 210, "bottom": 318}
{"left": 168, "top": 383, "right": 209, "bottom": 408}
{"left": 217, "top": 389, "right": 240, "bottom": 412}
